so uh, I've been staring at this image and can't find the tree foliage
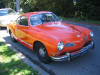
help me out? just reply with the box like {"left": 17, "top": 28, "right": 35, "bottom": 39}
{"left": 0, "top": 0, "right": 100, "bottom": 20}
{"left": 0, "top": 0, "right": 5, "bottom": 8}
{"left": 20, "top": 0, "right": 74, "bottom": 17}
{"left": 77, "top": 0, "right": 100, "bottom": 20}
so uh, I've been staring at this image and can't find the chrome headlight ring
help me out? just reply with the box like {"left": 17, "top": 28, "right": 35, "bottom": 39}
{"left": 57, "top": 41, "right": 64, "bottom": 51}
{"left": 90, "top": 32, "right": 94, "bottom": 38}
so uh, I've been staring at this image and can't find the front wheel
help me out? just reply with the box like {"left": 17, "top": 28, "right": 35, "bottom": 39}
{"left": 36, "top": 43, "right": 52, "bottom": 64}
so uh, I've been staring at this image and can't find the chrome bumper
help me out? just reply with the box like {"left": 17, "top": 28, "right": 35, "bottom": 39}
{"left": 51, "top": 41, "right": 94, "bottom": 61}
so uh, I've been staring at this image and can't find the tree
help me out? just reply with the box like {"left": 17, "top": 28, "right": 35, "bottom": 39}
{"left": 77, "top": 0, "right": 100, "bottom": 20}
{"left": 0, "top": 0, "right": 5, "bottom": 8}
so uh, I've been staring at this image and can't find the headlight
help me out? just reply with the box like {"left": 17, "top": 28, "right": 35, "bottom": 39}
{"left": 90, "top": 32, "right": 94, "bottom": 38}
{"left": 57, "top": 41, "right": 64, "bottom": 51}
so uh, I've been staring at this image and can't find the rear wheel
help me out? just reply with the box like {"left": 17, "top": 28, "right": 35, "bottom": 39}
{"left": 9, "top": 31, "right": 17, "bottom": 42}
{"left": 35, "top": 42, "right": 52, "bottom": 64}
{"left": 0, "top": 27, "right": 2, "bottom": 30}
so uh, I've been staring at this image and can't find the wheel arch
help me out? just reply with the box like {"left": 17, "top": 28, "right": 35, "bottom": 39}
{"left": 33, "top": 40, "right": 46, "bottom": 53}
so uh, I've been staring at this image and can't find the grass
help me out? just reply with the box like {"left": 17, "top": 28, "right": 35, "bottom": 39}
{"left": 0, "top": 41, "right": 38, "bottom": 75}
{"left": 60, "top": 17, "right": 100, "bottom": 25}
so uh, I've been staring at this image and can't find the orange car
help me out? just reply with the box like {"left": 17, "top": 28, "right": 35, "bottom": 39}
{"left": 7, "top": 11, "right": 94, "bottom": 63}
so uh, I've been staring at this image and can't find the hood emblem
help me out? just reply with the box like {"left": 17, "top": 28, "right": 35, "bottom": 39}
{"left": 77, "top": 35, "right": 80, "bottom": 37}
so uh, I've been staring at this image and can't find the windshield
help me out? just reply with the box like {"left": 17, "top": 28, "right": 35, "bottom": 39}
{"left": 30, "top": 13, "right": 60, "bottom": 26}
{"left": 8, "top": 9, "right": 16, "bottom": 14}
{"left": 0, "top": 9, "right": 8, "bottom": 16}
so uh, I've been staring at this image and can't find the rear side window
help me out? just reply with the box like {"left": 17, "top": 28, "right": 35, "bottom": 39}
{"left": 17, "top": 16, "right": 28, "bottom": 26}
{"left": 30, "top": 14, "right": 42, "bottom": 26}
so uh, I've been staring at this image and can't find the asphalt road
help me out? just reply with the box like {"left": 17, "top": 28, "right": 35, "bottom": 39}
{"left": 0, "top": 21, "right": 100, "bottom": 75}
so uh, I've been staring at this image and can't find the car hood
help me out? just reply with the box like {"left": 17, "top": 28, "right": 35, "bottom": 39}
{"left": 32, "top": 22, "right": 85, "bottom": 43}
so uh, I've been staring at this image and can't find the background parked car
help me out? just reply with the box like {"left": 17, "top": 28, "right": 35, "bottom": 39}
{"left": 0, "top": 8, "right": 19, "bottom": 29}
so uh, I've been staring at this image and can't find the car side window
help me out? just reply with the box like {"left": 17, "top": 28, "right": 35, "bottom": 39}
{"left": 30, "top": 15, "right": 42, "bottom": 26}
{"left": 17, "top": 16, "right": 28, "bottom": 26}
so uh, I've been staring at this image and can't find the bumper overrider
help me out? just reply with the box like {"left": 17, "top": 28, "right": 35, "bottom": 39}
{"left": 51, "top": 41, "right": 94, "bottom": 61}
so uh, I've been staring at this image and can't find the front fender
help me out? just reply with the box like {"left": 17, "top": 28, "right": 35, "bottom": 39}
{"left": 32, "top": 31, "right": 60, "bottom": 56}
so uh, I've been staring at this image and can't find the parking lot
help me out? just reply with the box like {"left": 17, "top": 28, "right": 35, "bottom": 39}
{"left": 0, "top": 21, "right": 100, "bottom": 75}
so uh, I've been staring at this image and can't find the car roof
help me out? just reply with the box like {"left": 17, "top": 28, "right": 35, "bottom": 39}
{"left": 0, "top": 8, "right": 12, "bottom": 10}
{"left": 22, "top": 11, "right": 52, "bottom": 16}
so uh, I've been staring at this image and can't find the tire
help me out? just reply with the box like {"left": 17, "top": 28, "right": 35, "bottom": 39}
{"left": 9, "top": 31, "right": 17, "bottom": 42}
{"left": 92, "top": 41, "right": 95, "bottom": 49}
{"left": 36, "top": 43, "right": 52, "bottom": 64}
{"left": 0, "top": 27, "right": 2, "bottom": 30}
{"left": 7, "top": 27, "right": 9, "bottom": 33}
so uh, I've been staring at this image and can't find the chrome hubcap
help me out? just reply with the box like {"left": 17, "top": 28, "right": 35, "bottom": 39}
{"left": 39, "top": 48, "right": 46, "bottom": 57}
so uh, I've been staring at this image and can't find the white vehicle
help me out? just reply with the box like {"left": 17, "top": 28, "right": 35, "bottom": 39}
{"left": 0, "top": 8, "right": 19, "bottom": 29}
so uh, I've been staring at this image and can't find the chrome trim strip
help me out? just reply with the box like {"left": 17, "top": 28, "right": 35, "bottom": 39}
{"left": 20, "top": 39, "right": 32, "bottom": 47}
{"left": 18, "top": 38, "right": 33, "bottom": 47}
{"left": 12, "top": 33, "right": 32, "bottom": 47}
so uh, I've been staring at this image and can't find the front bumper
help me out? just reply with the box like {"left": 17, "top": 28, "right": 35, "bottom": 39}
{"left": 51, "top": 41, "right": 94, "bottom": 61}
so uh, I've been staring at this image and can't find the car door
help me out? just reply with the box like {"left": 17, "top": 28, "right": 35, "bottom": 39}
{"left": 15, "top": 16, "right": 33, "bottom": 48}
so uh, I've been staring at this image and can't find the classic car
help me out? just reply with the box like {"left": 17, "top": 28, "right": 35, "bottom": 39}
{"left": 0, "top": 8, "right": 19, "bottom": 29}
{"left": 7, "top": 11, "right": 94, "bottom": 63}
